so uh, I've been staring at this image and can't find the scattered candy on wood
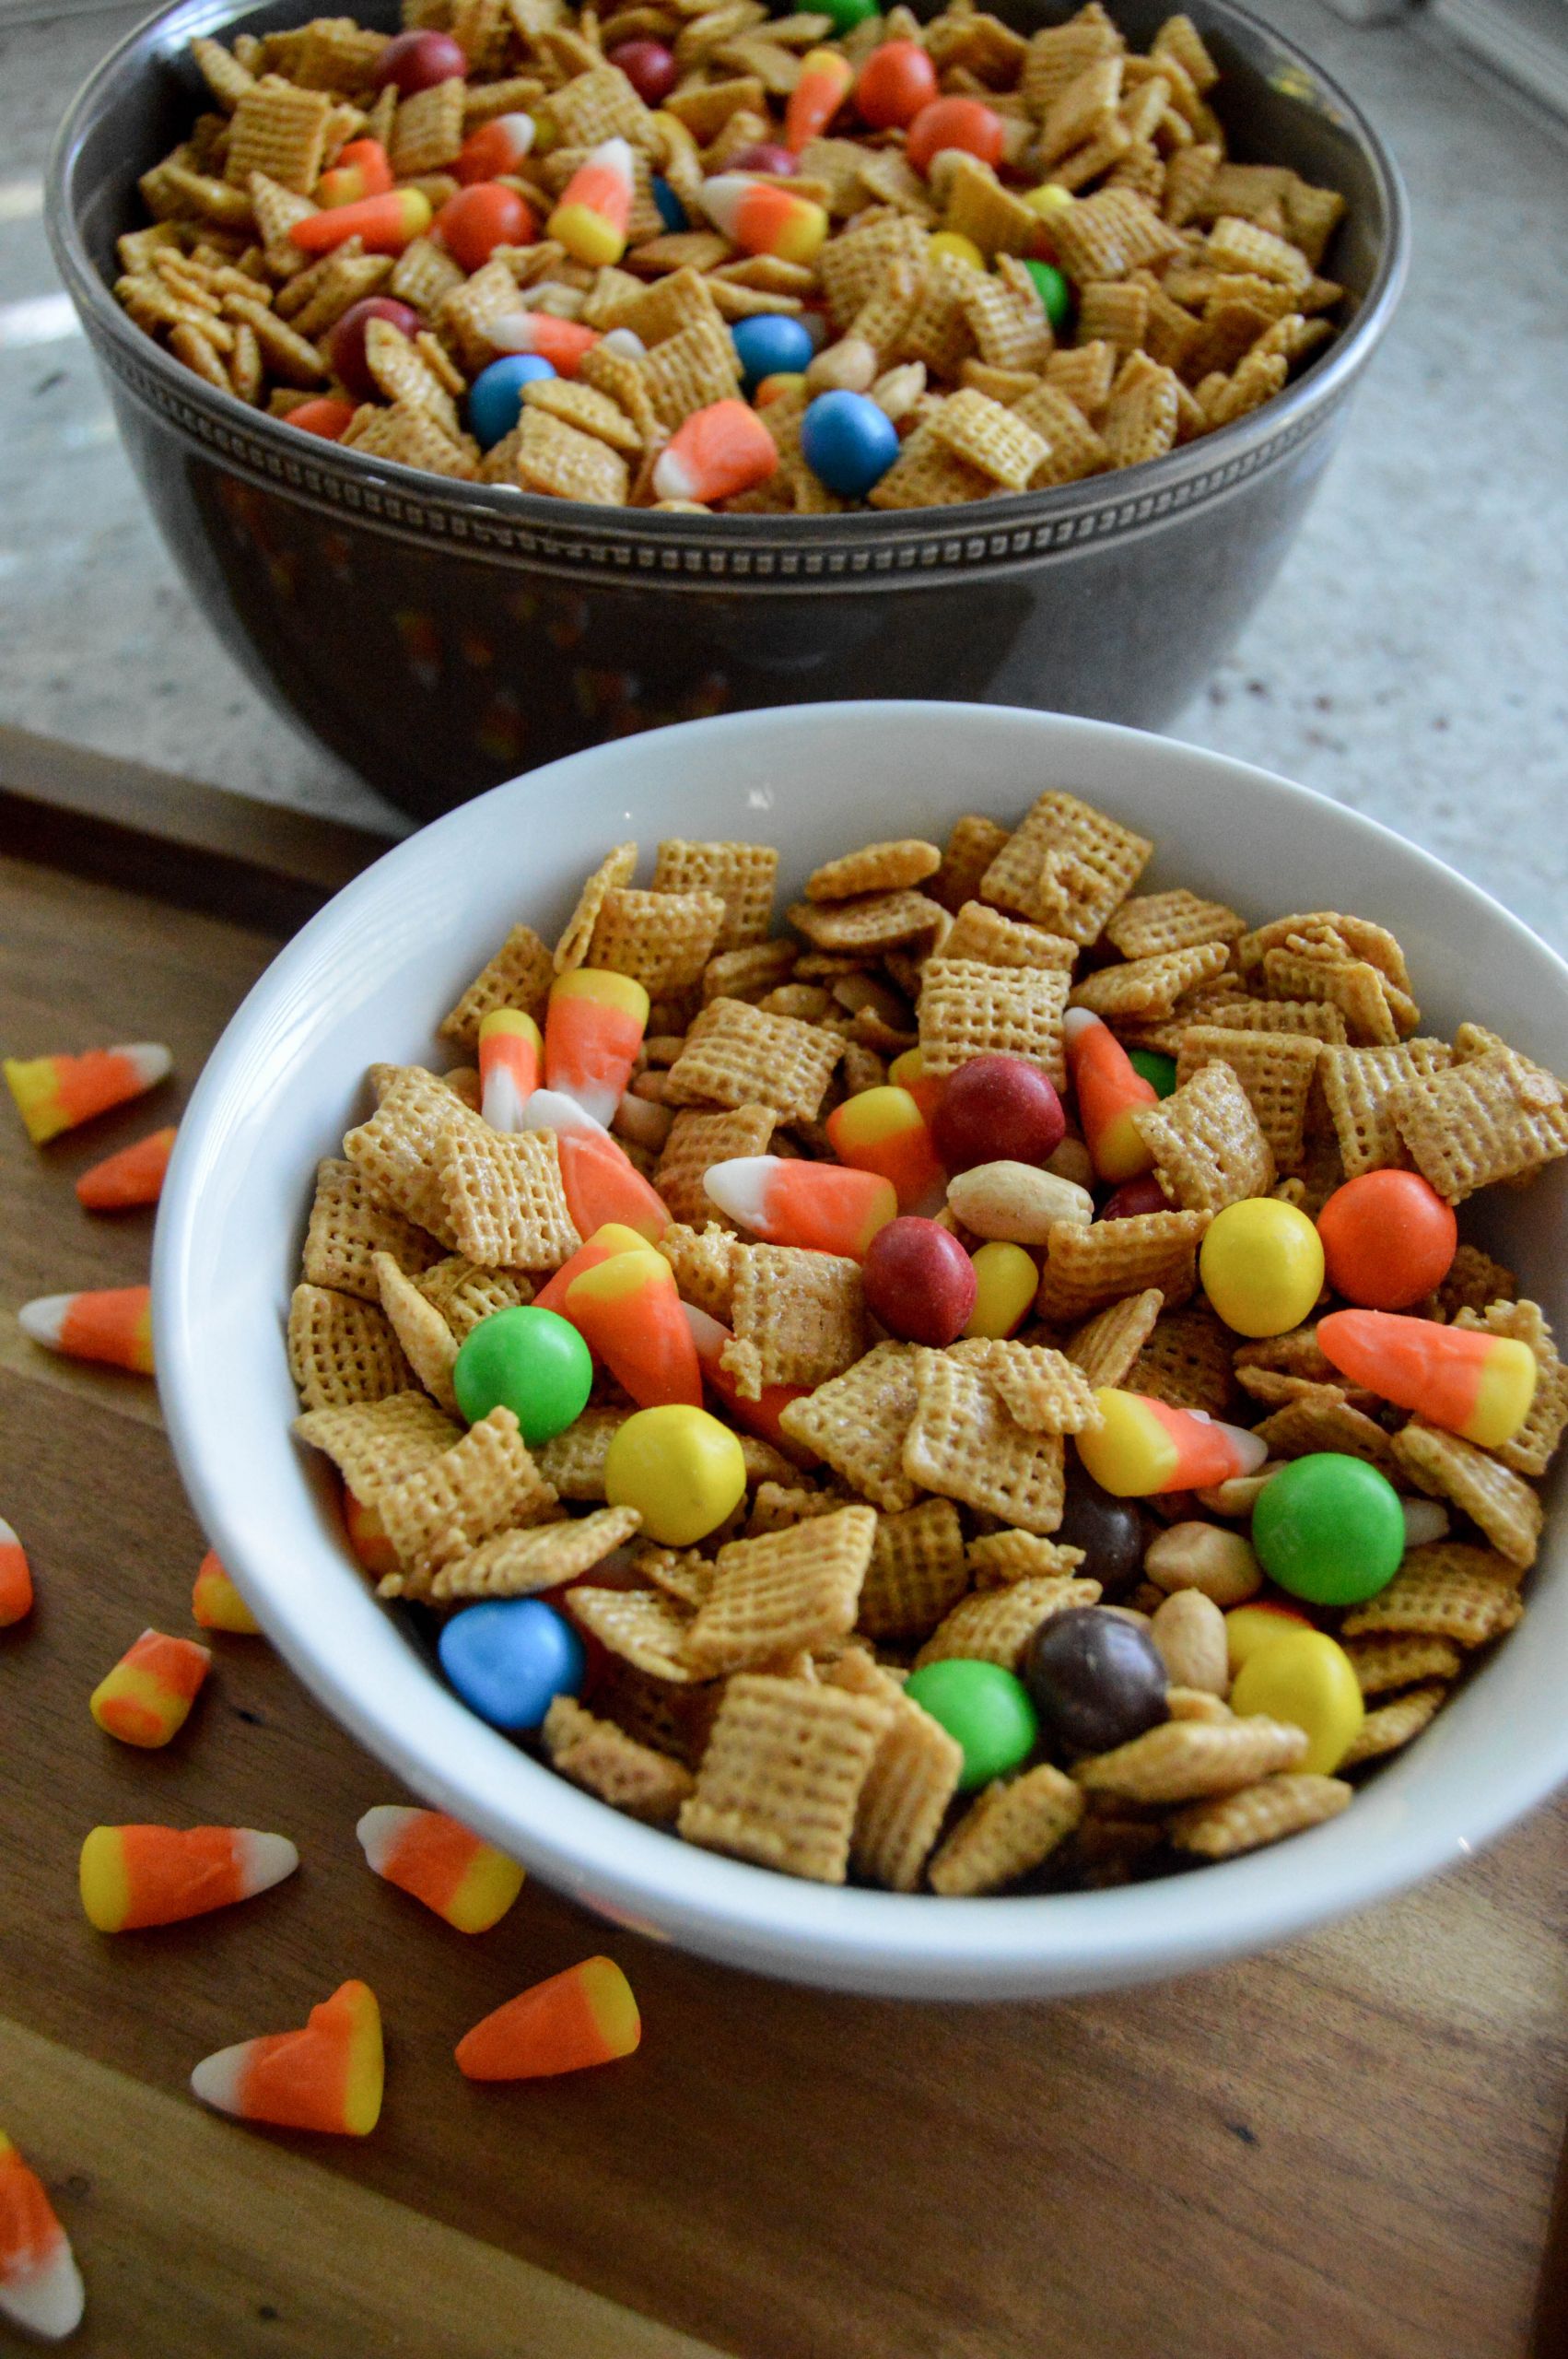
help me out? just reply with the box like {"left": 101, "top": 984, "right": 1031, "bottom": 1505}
{"left": 651, "top": 399, "right": 778, "bottom": 504}
{"left": 0, "top": 1517, "right": 33, "bottom": 1628}
{"left": 191, "top": 1979, "right": 383, "bottom": 2136}
{"left": 1199, "top": 1197, "right": 1327, "bottom": 1339}
{"left": 477, "top": 1008, "right": 543, "bottom": 1132}
{"left": 439, "top": 180, "right": 536, "bottom": 273}
{"left": 825, "top": 1085, "right": 943, "bottom": 1214}
{"left": 1077, "top": 1391, "right": 1270, "bottom": 1497}
{"left": 860, "top": 1216, "right": 977, "bottom": 1347}
{"left": 288, "top": 188, "right": 432, "bottom": 255}
{"left": 800, "top": 389, "right": 900, "bottom": 499}
{"left": 1229, "top": 1627, "right": 1364, "bottom": 1775}
{"left": 438, "top": 1598, "right": 586, "bottom": 1731}
{"left": 75, "top": 1125, "right": 177, "bottom": 1211}
{"left": 784, "top": 47, "right": 854, "bottom": 150}
{"left": 0, "top": 2130, "right": 85, "bottom": 2342}
{"left": 544, "top": 968, "right": 649, "bottom": 1125}
{"left": 455, "top": 1955, "right": 640, "bottom": 2080}
{"left": 1316, "top": 1308, "right": 1536, "bottom": 1447}
{"left": 962, "top": 1239, "right": 1037, "bottom": 1340}
{"left": 79, "top": 1824, "right": 298, "bottom": 1932}
{"left": 5, "top": 1043, "right": 170, "bottom": 1145}
{"left": 930, "top": 1053, "right": 1065, "bottom": 1176}
{"left": 486, "top": 310, "right": 601, "bottom": 376}
{"left": 604, "top": 1400, "right": 747, "bottom": 1546}
{"left": 703, "top": 1154, "right": 895, "bottom": 1259}
{"left": 453, "top": 1303, "right": 593, "bottom": 1445}
{"left": 89, "top": 1629, "right": 210, "bottom": 1748}
{"left": 547, "top": 137, "right": 635, "bottom": 266}
{"left": 1024, "top": 1605, "right": 1170, "bottom": 1760}
{"left": 903, "top": 1660, "right": 1039, "bottom": 1790}
{"left": 191, "top": 1549, "right": 263, "bottom": 1635}
{"left": 1250, "top": 1452, "right": 1406, "bottom": 1606}
{"left": 356, "top": 1804, "right": 524, "bottom": 1932}
{"left": 19, "top": 1285, "right": 154, "bottom": 1374}
{"left": 856, "top": 38, "right": 939, "bottom": 129}
{"left": 521, "top": 1088, "right": 671, "bottom": 1241}
{"left": 1063, "top": 1008, "right": 1158, "bottom": 1183}
{"left": 697, "top": 175, "right": 829, "bottom": 265}
{"left": 564, "top": 1247, "right": 703, "bottom": 1410}
{"left": 1316, "top": 1169, "right": 1457, "bottom": 1309}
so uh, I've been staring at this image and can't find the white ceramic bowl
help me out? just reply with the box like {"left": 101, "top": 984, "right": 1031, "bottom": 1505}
{"left": 154, "top": 703, "right": 1568, "bottom": 2000}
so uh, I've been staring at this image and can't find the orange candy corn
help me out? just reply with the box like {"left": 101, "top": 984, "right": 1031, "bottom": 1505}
{"left": 343, "top": 1486, "right": 401, "bottom": 1579}
{"left": 564, "top": 1248, "right": 702, "bottom": 1409}
{"left": 75, "top": 1125, "right": 177, "bottom": 1211}
{"left": 357, "top": 1804, "right": 523, "bottom": 1932}
{"left": 18, "top": 1285, "right": 154, "bottom": 1374}
{"left": 532, "top": 1221, "right": 649, "bottom": 1315}
{"left": 1076, "top": 1390, "right": 1270, "bottom": 1496}
{"left": 89, "top": 1628, "right": 210, "bottom": 1748}
{"left": 784, "top": 47, "right": 854, "bottom": 149}
{"left": 702, "top": 1153, "right": 895, "bottom": 1258}
{"left": 650, "top": 398, "right": 778, "bottom": 504}
{"left": 684, "top": 1303, "right": 811, "bottom": 1459}
{"left": 5, "top": 1041, "right": 170, "bottom": 1145}
{"left": 826, "top": 1086, "right": 945, "bottom": 1214}
{"left": 314, "top": 135, "right": 393, "bottom": 206}
{"left": 698, "top": 174, "right": 828, "bottom": 264}
{"left": 455, "top": 1956, "right": 639, "bottom": 2081}
{"left": 80, "top": 1824, "right": 298, "bottom": 1932}
{"left": 192, "top": 1549, "right": 263, "bottom": 1635}
{"left": 478, "top": 1008, "right": 543, "bottom": 1132}
{"left": 1063, "top": 1008, "right": 1157, "bottom": 1182}
{"left": 1316, "top": 1308, "right": 1538, "bottom": 1449}
{"left": 887, "top": 1044, "right": 945, "bottom": 1125}
{"left": 521, "top": 1089, "right": 670, "bottom": 1241}
{"left": 544, "top": 968, "right": 649, "bottom": 1126}
{"left": 191, "top": 1979, "right": 383, "bottom": 2136}
{"left": 0, "top": 1517, "right": 32, "bottom": 1628}
{"left": 288, "top": 186, "right": 430, "bottom": 253}
{"left": 0, "top": 2131, "right": 85, "bottom": 2341}
{"left": 487, "top": 309, "right": 601, "bottom": 376}
{"left": 547, "top": 135, "right": 635, "bottom": 264}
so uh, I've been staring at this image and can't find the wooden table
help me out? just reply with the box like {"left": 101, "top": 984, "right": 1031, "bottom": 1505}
{"left": 3, "top": 732, "right": 1567, "bottom": 2359}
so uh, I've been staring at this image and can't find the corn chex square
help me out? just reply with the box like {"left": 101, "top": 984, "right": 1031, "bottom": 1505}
{"left": 1392, "top": 1421, "right": 1542, "bottom": 1569}
{"left": 941, "top": 902, "right": 1079, "bottom": 972}
{"left": 778, "top": 1341, "right": 924, "bottom": 1513}
{"left": 678, "top": 1673, "right": 892, "bottom": 1883}
{"left": 1035, "top": 1208, "right": 1209, "bottom": 1322}
{"left": 851, "top": 1695, "right": 965, "bottom": 1893}
{"left": 1253, "top": 1393, "right": 1403, "bottom": 1484}
{"left": 955, "top": 1338, "right": 1102, "bottom": 1433}
{"left": 928, "top": 388, "right": 1049, "bottom": 491}
{"left": 1105, "top": 888, "right": 1246, "bottom": 961}
{"left": 931, "top": 816, "right": 1012, "bottom": 914}
{"left": 1070, "top": 941, "right": 1233, "bottom": 1022}
{"left": 928, "top": 1764, "right": 1085, "bottom": 1895}
{"left": 980, "top": 791, "right": 1152, "bottom": 944}
{"left": 302, "top": 1156, "right": 444, "bottom": 1301}
{"left": 1065, "top": 1287, "right": 1164, "bottom": 1388}
{"left": 655, "top": 1104, "right": 776, "bottom": 1229}
{"left": 966, "top": 1532, "right": 1086, "bottom": 1588}
{"left": 903, "top": 1351, "right": 1067, "bottom": 1535}
{"left": 438, "top": 923, "right": 553, "bottom": 1050}
{"left": 373, "top": 1251, "right": 460, "bottom": 1416}
{"left": 587, "top": 886, "right": 727, "bottom": 996}
{"left": 566, "top": 1582, "right": 702, "bottom": 1682}
{"left": 293, "top": 1389, "right": 459, "bottom": 1505}
{"left": 1078, "top": 1717, "right": 1307, "bottom": 1802}
{"left": 650, "top": 839, "right": 778, "bottom": 950}
{"left": 1340, "top": 1542, "right": 1525, "bottom": 1648}
{"left": 1344, "top": 1633, "right": 1463, "bottom": 1697}
{"left": 1167, "top": 1774, "right": 1352, "bottom": 1859}
{"left": 666, "top": 996, "right": 843, "bottom": 1123}
{"left": 686, "top": 1504, "right": 876, "bottom": 1672}
{"left": 435, "top": 1124, "right": 580, "bottom": 1270}
{"left": 225, "top": 76, "right": 333, "bottom": 193}
{"left": 855, "top": 1498, "right": 968, "bottom": 1643}
{"left": 1340, "top": 1689, "right": 1446, "bottom": 1767}
{"left": 287, "top": 1282, "right": 409, "bottom": 1412}
{"left": 1390, "top": 1044, "right": 1568, "bottom": 1202}
{"left": 918, "top": 957, "right": 1070, "bottom": 1086}
{"left": 721, "top": 1243, "right": 865, "bottom": 1400}
{"left": 1176, "top": 1026, "right": 1322, "bottom": 1173}
{"left": 1130, "top": 1059, "right": 1274, "bottom": 1211}
{"left": 788, "top": 889, "right": 947, "bottom": 957}
{"left": 656, "top": 1221, "right": 742, "bottom": 1320}
{"left": 415, "top": 1259, "right": 534, "bottom": 1344}
{"left": 915, "top": 1573, "right": 1100, "bottom": 1670}
{"left": 374, "top": 1404, "right": 553, "bottom": 1590}
{"left": 430, "top": 1506, "right": 638, "bottom": 1602}
{"left": 542, "top": 1695, "right": 695, "bottom": 1824}
{"left": 1128, "top": 1304, "right": 1236, "bottom": 1417}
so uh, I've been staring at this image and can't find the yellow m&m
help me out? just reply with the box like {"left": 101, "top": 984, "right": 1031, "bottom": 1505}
{"left": 604, "top": 1403, "right": 746, "bottom": 1546}
{"left": 1199, "top": 1198, "right": 1325, "bottom": 1338}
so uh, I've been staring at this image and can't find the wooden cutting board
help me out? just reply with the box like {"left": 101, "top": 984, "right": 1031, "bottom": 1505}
{"left": 2, "top": 731, "right": 1566, "bottom": 2359}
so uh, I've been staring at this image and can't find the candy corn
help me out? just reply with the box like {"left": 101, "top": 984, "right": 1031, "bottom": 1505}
{"left": 703, "top": 1154, "right": 895, "bottom": 1258}
{"left": 487, "top": 310, "right": 601, "bottom": 376}
{"left": 564, "top": 1247, "right": 702, "bottom": 1409}
{"left": 0, "top": 1517, "right": 32, "bottom": 1628}
{"left": 18, "top": 1285, "right": 154, "bottom": 1374}
{"left": 80, "top": 1824, "right": 298, "bottom": 1932}
{"left": 191, "top": 1979, "right": 383, "bottom": 2136}
{"left": 5, "top": 1042, "right": 170, "bottom": 1145}
{"left": 1316, "top": 1308, "right": 1538, "bottom": 1449}
{"left": 697, "top": 175, "right": 829, "bottom": 264}
{"left": 962, "top": 1239, "right": 1037, "bottom": 1340}
{"left": 0, "top": 2131, "right": 85, "bottom": 2341}
{"left": 684, "top": 1302, "right": 811, "bottom": 1458}
{"left": 888, "top": 1044, "right": 945, "bottom": 1124}
{"left": 650, "top": 399, "right": 778, "bottom": 504}
{"left": 521, "top": 1088, "right": 671, "bottom": 1241}
{"left": 89, "top": 1628, "right": 210, "bottom": 1748}
{"left": 1076, "top": 1390, "right": 1270, "bottom": 1496}
{"left": 478, "top": 1008, "right": 543, "bottom": 1133}
{"left": 343, "top": 1487, "right": 401, "bottom": 1579}
{"left": 75, "top": 1125, "right": 177, "bottom": 1211}
{"left": 288, "top": 187, "right": 431, "bottom": 254}
{"left": 547, "top": 135, "right": 635, "bottom": 264}
{"left": 456, "top": 111, "right": 535, "bottom": 184}
{"left": 192, "top": 1549, "right": 263, "bottom": 1635}
{"left": 314, "top": 136, "right": 393, "bottom": 207}
{"left": 1063, "top": 1009, "right": 1157, "bottom": 1182}
{"left": 532, "top": 1220, "right": 651, "bottom": 1315}
{"left": 455, "top": 1955, "right": 640, "bottom": 2080}
{"left": 357, "top": 1803, "right": 524, "bottom": 1932}
{"left": 826, "top": 1085, "right": 945, "bottom": 1214}
{"left": 544, "top": 968, "right": 649, "bottom": 1125}
{"left": 784, "top": 48, "right": 854, "bottom": 150}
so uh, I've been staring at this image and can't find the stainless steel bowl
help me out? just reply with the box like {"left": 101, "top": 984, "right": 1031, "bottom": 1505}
{"left": 49, "top": 0, "right": 1408, "bottom": 820}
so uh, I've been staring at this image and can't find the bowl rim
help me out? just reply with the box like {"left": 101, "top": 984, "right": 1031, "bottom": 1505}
{"left": 153, "top": 700, "right": 1568, "bottom": 1997}
{"left": 47, "top": 0, "right": 1410, "bottom": 573}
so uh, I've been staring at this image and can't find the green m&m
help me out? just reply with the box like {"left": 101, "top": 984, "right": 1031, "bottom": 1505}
{"left": 814, "top": 0, "right": 880, "bottom": 29}
{"left": 1129, "top": 1049, "right": 1176, "bottom": 1098}
{"left": 903, "top": 1659, "right": 1038, "bottom": 1790}
{"left": 1022, "top": 258, "right": 1072, "bottom": 334}
{"left": 452, "top": 1305, "right": 592, "bottom": 1445}
{"left": 1250, "top": 1452, "right": 1405, "bottom": 1606}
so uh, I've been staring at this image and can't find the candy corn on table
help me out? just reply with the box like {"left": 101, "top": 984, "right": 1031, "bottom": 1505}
{"left": 4, "top": 726, "right": 1568, "bottom": 2359}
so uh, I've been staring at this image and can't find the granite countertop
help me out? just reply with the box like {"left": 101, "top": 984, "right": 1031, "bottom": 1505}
{"left": 2, "top": 0, "right": 1565, "bottom": 942}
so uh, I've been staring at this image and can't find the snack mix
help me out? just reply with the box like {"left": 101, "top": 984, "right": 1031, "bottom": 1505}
{"left": 115, "top": 2, "right": 1347, "bottom": 513}
{"left": 287, "top": 795, "right": 1568, "bottom": 1895}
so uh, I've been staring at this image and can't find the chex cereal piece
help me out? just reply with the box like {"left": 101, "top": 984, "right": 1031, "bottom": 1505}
{"left": 341, "top": 399, "right": 477, "bottom": 480}
{"left": 703, "top": 940, "right": 798, "bottom": 1004}
{"left": 745, "top": 1484, "right": 843, "bottom": 1539}
{"left": 372, "top": 1251, "right": 460, "bottom": 1416}
{"left": 431, "top": 1508, "right": 638, "bottom": 1602}
{"left": 941, "top": 902, "right": 1079, "bottom": 972}
{"left": 686, "top": 1503, "right": 876, "bottom": 1672}
{"left": 1261, "top": 947, "right": 1405, "bottom": 1047}
{"left": 930, "top": 816, "right": 1012, "bottom": 914}
{"left": 365, "top": 320, "right": 461, "bottom": 437}
{"left": 566, "top": 1584, "right": 701, "bottom": 1682}
{"left": 928, "top": 1764, "right": 1085, "bottom": 1895}
{"left": 1344, "top": 1633, "right": 1463, "bottom": 1698}
{"left": 302, "top": 1157, "right": 443, "bottom": 1301}
{"left": 966, "top": 1531, "right": 1086, "bottom": 1588}
{"left": 644, "top": 317, "right": 743, "bottom": 431}
{"left": 436, "top": 1124, "right": 580, "bottom": 1269}
{"left": 1130, "top": 1059, "right": 1274, "bottom": 1212}
{"left": 722, "top": 1242, "right": 865, "bottom": 1399}
{"left": 1253, "top": 1393, "right": 1403, "bottom": 1483}
{"left": 915, "top": 1574, "right": 1099, "bottom": 1670}
{"left": 980, "top": 792, "right": 1152, "bottom": 944}
{"left": 1104, "top": 888, "right": 1246, "bottom": 961}
{"left": 1049, "top": 185, "right": 1183, "bottom": 281}
{"left": 655, "top": 1106, "right": 776, "bottom": 1229}
{"left": 374, "top": 1406, "right": 552, "bottom": 1590}
{"left": 226, "top": 76, "right": 333, "bottom": 194}
{"left": 390, "top": 77, "right": 465, "bottom": 177}
{"left": 1164, "top": 1689, "right": 1235, "bottom": 1725}
{"left": 521, "top": 376, "right": 645, "bottom": 454}
{"left": 415, "top": 1258, "right": 534, "bottom": 1344}
{"left": 552, "top": 842, "right": 637, "bottom": 972}
{"left": 1340, "top": 1685, "right": 1447, "bottom": 1767}
{"left": 1316, "top": 1039, "right": 1452, "bottom": 1180}
{"left": 1340, "top": 1541, "right": 1525, "bottom": 1648}
{"left": 856, "top": 1498, "right": 968, "bottom": 1643}
{"left": 1065, "top": 1287, "right": 1164, "bottom": 1388}
{"left": 505, "top": 406, "right": 630, "bottom": 505}
{"left": 588, "top": 886, "right": 726, "bottom": 996}
{"left": 1129, "top": 1304, "right": 1236, "bottom": 1417}
{"left": 1192, "top": 997, "right": 1348, "bottom": 1044}
{"left": 918, "top": 957, "right": 1070, "bottom": 1086}
{"left": 634, "top": 1544, "right": 716, "bottom": 1610}
{"left": 542, "top": 1695, "right": 695, "bottom": 1824}
{"left": 656, "top": 1220, "right": 743, "bottom": 1320}
{"left": 1391, "top": 1422, "right": 1542, "bottom": 1569}
{"left": 1236, "top": 911, "right": 1413, "bottom": 993}
{"left": 778, "top": 1340, "right": 923, "bottom": 1512}
{"left": 1176, "top": 1027, "right": 1321, "bottom": 1172}
{"left": 960, "top": 1338, "right": 1101, "bottom": 1434}
{"left": 343, "top": 1066, "right": 487, "bottom": 1247}
{"left": 851, "top": 1693, "right": 965, "bottom": 1892}
{"left": 1010, "top": 381, "right": 1110, "bottom": 487}
{"left": 1101, "top": 360, "right": 1178, "bottom": 467}
{"left": 1078, "top": 1716, "right": 1306, "bottom": 1803}
{"left": 805, "top": 839, "right": 941, "bottom": 901}
{"left": 788, "top": 889, "right": 946, "bottom": 957}
{"left": 1455, "top": 1300, "right": 1568, "bottom": 1477}
{"left": 1069, "top": 940, "right": 1232, "bottom": 1021}
{"left": 287, "top": 1284, "right": 409, "bottom": 1412}
{"left": 294, "top": 1390, "right": 459, "bottom": 1505}
{"left": 867, "top": 417, "right": 994, "bottom": 511}
{"left": 439, "top": 924, "right": 553, "bottom": 1049}
{"left": 534, "top": 1404, "right": 630, "bottom": 1499}
{"left": 666, "top": 996, "right": 843, "bottom": 1123}
{"left": 650, "top": 839, "right": 778, "bottom": 950}
{"left": 903, "top": 1352, "right": 1067, "bottom": 1536}
{"left": 1390, "top": 1043, "right": 1568, "bottom": 1202}
{"left": 678, "top": 1672, "right": 892, "bottom": 1882}
{"left": 1167, "top": 1773, "right": 1351, "bottom": 1858}
{"left": 1436, "top": 1243, "right": 1517, "bottom": 1321}
{"left": 1035, "top": 1208, "right": 1209, "bottom": 1322}
{"left": 929, "top": 388, "right": 1049, "bottom": 491}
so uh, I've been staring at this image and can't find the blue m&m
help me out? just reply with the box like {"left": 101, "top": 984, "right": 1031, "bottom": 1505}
{"left": 731, "top": 311, "right": 815, "bottom": 392}
{"left": 437, "top": 1597, "right": 585, "bottom": 1731}
{"left": 468, "top": 353, "right": 556, "bottom": 450}
{"left": 801, "top": 389, "right": 900, "bottom": 498}
{"left": 651, "top": 173, "right": 687, "bottom": 233}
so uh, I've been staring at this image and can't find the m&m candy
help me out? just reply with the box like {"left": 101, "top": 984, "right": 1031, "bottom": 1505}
{"left": 800, "top": 390, "right": 900, "bottom": 498}
{"left": 1250, "top": 1453, "right": 1405, "bottom": 1606}
{"left": 452, "top": 1304, "right": 593, "bottom": 1445}
{"left": 1128, "top": 1049, "right": 1176, "bottom": 1098}
{"left": 861, "top": 1216, "right": 977, "bottom": 1347}
{"left": 1316, "top": 1171, "right": 1457, "bottom": 1309}
{"left": 929, "top": 1053, "right": 1065, "bottom": 1175}
{"left": 904, "top": 1660, "right": 1038, "bottom": 1790}
{"left": 608, "top": 37, "right": 677, "bottom": 105}
{"left": 371, "top": 29, "right": 465, "bottom": 92}
{"left": 732, "top": 311, "right": 815, "bottom": 392}
{"left": 438, "top": 1597, "right": 586, "bottom": 1731}
{"left": 855, "top": 38, "right": 938, "bottom": 129}
{"left": 906, "top": 96, "right": 1005, "bottom": 175}
{"left": 1022, "top": 257, "right": 1072, "bottom": 332}
{"left": 1199, "top": 1197, "right": 1326, "bottom": 1338}
{"left": 604, "top": 1402, "right": 747, "bottom": 1545}
{"left": 438, "top": 181, "right": 535, "bottom": 272}
{"left": 1229, "top": 1627, "right": 1364, "bottom": 1774}
{"left": 1024, "top": 1606, "right": 1169, "bottom": 1759}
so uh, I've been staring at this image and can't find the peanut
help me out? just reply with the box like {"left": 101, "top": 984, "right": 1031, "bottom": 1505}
{"left": 1046, "top": 1135, "right": 1095, "bottom": 1191}
{"left": 1151, "top": 1589, "right": 1229, "bottom": 1696}
{"left": 806, "top": 334, "right": 877, "bottom": 393}
{"left": 946, "top": 1159, "right": 1094, "bottom": 1243}
{"left": 1144, "top": 1521, "right": 1263, "bottom": 1608}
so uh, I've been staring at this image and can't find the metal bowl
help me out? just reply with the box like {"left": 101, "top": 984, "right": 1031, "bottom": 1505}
{"left": 49, "top": 0, "right": 1408, "bottom": 821}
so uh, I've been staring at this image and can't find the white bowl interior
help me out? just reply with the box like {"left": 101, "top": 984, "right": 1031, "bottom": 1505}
{"left": 154, "top": 702, "right": 1568, "bottom": 1998}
